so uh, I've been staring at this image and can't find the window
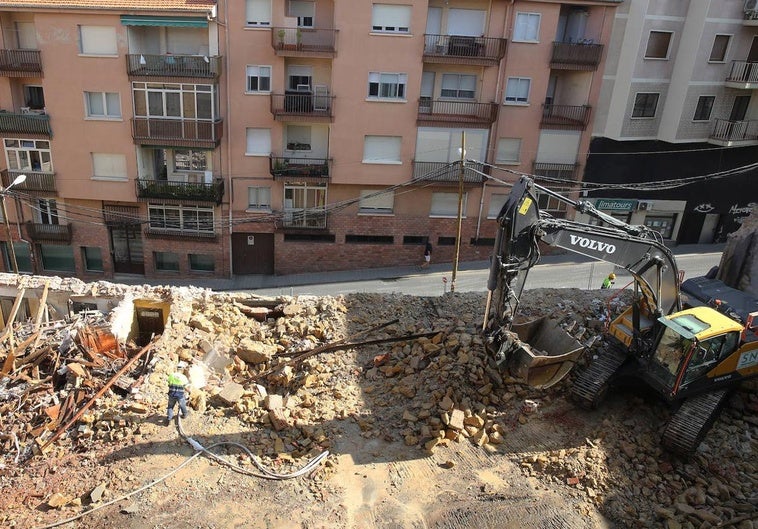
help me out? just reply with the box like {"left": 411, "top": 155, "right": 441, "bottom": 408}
{"left": 284, "top": 183, "right": 327, "bottom": 228}
{"left": 371, "top": 4, "right": 411, "bottom": 33}
{"left": 537, "top": 191, "right": 568, "bottom": 218}
{"left": 246, "top": 128, "right": 271, "bottom": 156}
{"left": 248, "top": 186, "right": 272, "bottom": 210}
{"left": 513, "top": 13, "right": 540, "bottom": 42}
{"left": 246, "top": 0, "right": 271, "bottom": 27}
{"left": 189, "top": 254, "right": 215, "bottom": 272}
{"left": 148, "top": 204, "right": 214, "bottom": 234}
{"left": 78, "top": 25, "right": 117, "bottom": 55}
{"left": 173, "top": 150, "right": 208, "bottom": 172}
{"left": 359, "top": 190, "right": 394, "bottom": 215}
{"left": 85, "top": 91, "right": 120, "bottom": 119}
{"left": 440, "top": 74, "right": 476, "bottom": 99}
{"left": 430, "top": 192, "right": 467, "bottom": 217}
{"left": 132, "top": 82, "right": 216, "bottom": 120}
{"left": 289, "top": 0, "right": 314, "bottom": 28}
{"left": 38, "top": 199, "right": 58, "bottom": 225}
{"left": 155, "top": 251, "right": 180, "bottom": 272}
{"left": 644, "top": 31, "right": 672, "bottom": 59}
{"left": 505, "top": 77, "right": 530, "bottom": 104}
{"left": 496, "top": 138, "right": 521, "bottom": 164}
{"left": 487, "top": 194, "right": 508, "bottom": 218}
{"left": 23, "top": 85, "right": 44, "bottom": 109}
{"left": 693, "top": 96, "right": 715, "bottom": 121}
{"left": 632, "top": 92, "right": 659, "bottom": 118}
{"left": 709, "top": 34, "right": 730, "bottom": 62}
{"left": 368, "top": 72, "right": 407, "bottom": 100}
{"left": 246, "top": 65, "right": 271, "bottom": 93}
{"left": 286, "top": 125, "right": 311, "bottom": 151}
{"left": 644, "top": 215, "right": 675, "bottom": 239}
{"left": 82, "top": 247, "right": 103, "bottom": 272}
{"left": 92, "top": 153, "right": 127, "bottom": 180}
{"left": 40, "top": 245, "right": 75, "bottom": 272}
{"left": 363, "top": 136, "right": 402, "bottom": 163}
{"left": 4, "top": 139, "right": 52, "bottom": 172}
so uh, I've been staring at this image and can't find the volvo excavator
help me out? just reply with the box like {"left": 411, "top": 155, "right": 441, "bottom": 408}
{"left": 483, "top": 176, "right": 758, "bottom": 455}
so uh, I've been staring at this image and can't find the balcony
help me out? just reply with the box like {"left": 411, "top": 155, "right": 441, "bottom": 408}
{"left": 26, "top": 222, "right": 72, "bottom": 243}
{"left": 708, "top": 119, "right": 758, "bottom": 147}
{"left": 1, "top": 169, "right": 56, "bottom": 194}
{"left": 0, "top": 49, "right": 43, "bottom": 77}
{"left": 270, "top": 155, "right": 330, "bottom": 181}
{"left": 411, "top": 160, "right": 487, "bottom": 185}
{"left": 0, "top": 110, "right": 51, "bottom": 136}
{"left": 270, "top": 92, "right": 334, "bottom": 122}
{"left": 126, "top": 54, "right": 221, "bottom": 79}
{"left": 725, "top": 61, "right": 758, "bottom": 89}
{"left": 271, "top": 27, "right": 337, "bottom": 58}
{"left": 135, "top": 178, "right": 224, "bottom": 204}
{"left": 550, "top": 42, "right": 604, "bottom": 71}
{"left": 131, "top": 117, "right": 223, "bottom": 148}
{"left": 423, "top": 34, "right": 506, "bottom": 66}
{"left": 540, "top": 104, "right": 591, "bottom": 130}
{"left": 533, "top": 162, "right": 579, "bottom": 180}
{"left": 417, "top": 99, "right": 498, "bottom": 126}
{"left": 281, "top": 208, "right": 328, "bottom": 229}
{"left": 144, "top": 226, "right": 218, "bottom": 240}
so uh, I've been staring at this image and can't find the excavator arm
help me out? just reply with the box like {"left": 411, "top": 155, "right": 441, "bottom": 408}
{"left": 482, "top": 176, "right": 681, "bottom": 388}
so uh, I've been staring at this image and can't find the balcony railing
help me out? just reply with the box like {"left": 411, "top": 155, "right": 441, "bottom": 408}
{"left": 270, "top": 155, "right": 330, "bottom": 180}
{"left": 0, "top": 111, "right": 51, "bottom": 136}
{"left": 270, "top": 27, "right": 338, "bottom": 57}
{"left": 725, "top": 61, "right": 758, "bottom": 86}
{"left": 103, "top": 205, "right": 141, "bottom": 226}
{"left": 270, "top": 92, "right": 334, "bottom": 121}
{"left": 1, "top": 169, "right": 56, "bottom": 193}
{"left": 423, "top": 34, "right": 506, "bottom": 65}
{"left": 126, "top": 54, "right": 221, "bottom": 79}
{"left": 26, "top": 222, "right": 72, "bottom": 242}
{"left": 418, "top": 99, "right": 498, "bottom": 124}
{"left": 540, "top": 104, "right": 591, "bottom": 130}
{"left": 0, "top": 49, "right": 43, "bottom": 76}
{"left": 533, "top": 162, "right": 579, "bottom": 180}
{"left": 709, "top": 119, "right": 758, "bottom": 145}
{"left": 550, "top": 41, "right": 603, "bottom": 70}
{"left": 135, "top": 178, "right": 224, "bottom": 204}
{"left": 144, "top": 226, "right": 218, "bottom": 239}
{"left": 131, "top": 117, "right": 223, "bottom": 148}
{"left": 281, "top": 208, "right": 328, "bottom": 229}
{"left": 411, "top": 160, "right": 487, "bottom": 185}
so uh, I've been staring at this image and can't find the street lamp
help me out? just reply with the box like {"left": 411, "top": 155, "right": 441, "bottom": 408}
{"left": 2, "top": 173, "right": 27, "bottom": 273}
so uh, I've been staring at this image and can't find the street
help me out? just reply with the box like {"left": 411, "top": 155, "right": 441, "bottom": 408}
{"left": 252, "top": 247, "right": 723, "bottom": 298}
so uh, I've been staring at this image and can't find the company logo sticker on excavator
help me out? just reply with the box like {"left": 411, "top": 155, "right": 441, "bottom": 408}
{"left": 737, "top": 349, "right": 758, "bottom": 370}
{"left": 518, "top": 197, "right": 533, "bottom": 216}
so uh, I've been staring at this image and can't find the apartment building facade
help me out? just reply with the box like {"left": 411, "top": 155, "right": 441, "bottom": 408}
{"left": 0, "top": 0, "right": 620, "bottom": 280}
{"left": 584, "top": 0, "right": 758, "bottom": 244}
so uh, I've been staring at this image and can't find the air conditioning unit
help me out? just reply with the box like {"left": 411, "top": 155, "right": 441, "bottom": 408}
{"left": 637, "top": 200, "right": 653, "bottom": 211}
{"left": 746, "top": 0, "right": 758, "bottom": 18}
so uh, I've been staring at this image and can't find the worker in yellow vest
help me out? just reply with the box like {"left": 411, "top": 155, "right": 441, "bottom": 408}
{"left": 166, "top": 363, "right": 190, "bottom": 425}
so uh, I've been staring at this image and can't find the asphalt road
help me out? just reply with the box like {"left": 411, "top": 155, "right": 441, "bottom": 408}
{"left": 253, "top": 248, "right": 723, "bottom": 298}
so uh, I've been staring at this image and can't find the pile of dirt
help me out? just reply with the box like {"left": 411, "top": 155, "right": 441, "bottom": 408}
{"left": 0, "top": 280, "right": 755, "bottom": 529}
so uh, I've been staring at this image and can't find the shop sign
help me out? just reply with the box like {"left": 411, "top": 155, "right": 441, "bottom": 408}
{"left": 595, "top": 199, "right": 637, "bottom": 211}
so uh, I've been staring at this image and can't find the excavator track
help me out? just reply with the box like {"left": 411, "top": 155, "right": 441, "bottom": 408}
{"left": 570, "top": 344, "right": 627, "bottom": 409}
{"left": 661, "top": 389, "right": 729, "bottom": 457}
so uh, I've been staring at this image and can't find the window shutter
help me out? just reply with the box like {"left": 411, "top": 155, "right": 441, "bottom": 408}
{"left": 431, "top": 192, "right": 466, "bottom": 216}
{"left": 246, "top": 128, "right": 271, "bottom": 155}
{"left": 289, "top": 0, "right": 314, "bottom": 17}
{"left": 360, "top": 190, "right": 394, "bottom": 211}
{"left": 80, "top": 26, "right": 117, "bottom": 55}
{"left": 363, "top": 136, "right": 402, "bottom": 162}
{"left": 372, "top": 4, "right": 411, "bottom": 29}
{"left": 496, "top": 138, "right": 521, "bottom": 163}
{"left": 92, "top": 153, "right": 127, "bottom": 178}
{"left": 488, "top": 194, "right": 508, "bottom": 218}
{"left": 247, "top": 0, "right": 271, "bottom": 25}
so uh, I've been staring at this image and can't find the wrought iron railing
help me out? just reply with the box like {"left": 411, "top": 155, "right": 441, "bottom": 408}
{"left": 533, "top": 162, "right": 579, "bottom": 180}
{"left": 270, "top": 27, "right": 338, "bottom": 55}
{"left": 550, "top": 41, "right": 603, "bottom": 69}
{"left": 417, "top": 99, "right": 498, "bottom": 123}
{"left": 270, "top": 92, "right": 334, "bottom": 118}
{"left": 1, "top": 170, "right": 56, "bottom": 193}
{"left": 0, "top": 49, "right": 43, "bottom": 75}
{"left": 423, "top": 34, "right": 506, "bottom": 62}
{"left": 131, "top": 117, "right": 223, "bottom": 145}
{"left": 0, "top": 111, "right": 51, "bottom": 135}
{"left": 281, "top": 208, "right": 328, "bottom": 229}
{"left": 26, "top": 222, "right": 72, "bottom": 242}
{"left": 269, "top": 155, "right": 330, "bottom": 179}
{"left": 103, "top": 205, "right": 141, "bottom": 226}
{"left": 126, "top": 54, "right": 221, "bottom": 78}
{"left": 411, "top": 160, "right": 487, "bottom": 184}
{"left": 135, "top": 178, "right": 224, "bottom": 204}
{"left": 540, "top": 104, "right": 591, "bottom": 130}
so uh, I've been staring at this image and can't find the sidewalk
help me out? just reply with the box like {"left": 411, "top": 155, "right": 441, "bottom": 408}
{"left": 113, "top": 243, "right": 725, "bottom": 293}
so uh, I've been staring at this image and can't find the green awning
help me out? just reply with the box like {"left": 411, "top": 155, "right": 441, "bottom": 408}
{"left": 120, "top": 15, "right": 208, "bottom": 28}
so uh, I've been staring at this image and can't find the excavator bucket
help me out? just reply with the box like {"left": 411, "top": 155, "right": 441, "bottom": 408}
{"left": 502, "top": 317, "right": 585, "bottom": 389}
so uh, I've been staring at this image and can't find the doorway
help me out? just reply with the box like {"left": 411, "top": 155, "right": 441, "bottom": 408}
{"left": 232, "top": 232, "right": 274, "bottom": 274}
{"left": 110, "top": 225, "right": 144, "bottom": 274}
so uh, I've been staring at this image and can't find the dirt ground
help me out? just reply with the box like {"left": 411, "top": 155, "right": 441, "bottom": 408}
{"left": 1, "top": 289, "right": 756, "bottom": 529}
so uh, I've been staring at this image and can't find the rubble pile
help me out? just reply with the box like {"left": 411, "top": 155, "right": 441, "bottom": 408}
{"left": 0, "top": 277, "right": 755, "bottom": 529}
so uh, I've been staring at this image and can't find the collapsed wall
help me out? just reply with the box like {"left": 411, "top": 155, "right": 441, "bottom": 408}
{"left": 717, "top": 206, "right": 758, "bottom": 297}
